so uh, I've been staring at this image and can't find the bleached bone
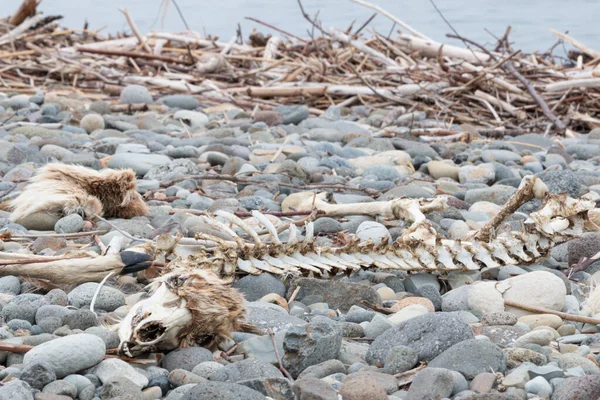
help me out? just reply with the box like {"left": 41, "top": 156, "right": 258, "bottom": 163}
{"left": 118, "top": 175, "right": 599, "bottom": 355}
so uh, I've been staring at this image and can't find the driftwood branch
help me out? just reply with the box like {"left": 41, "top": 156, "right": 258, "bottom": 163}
{"left": 0, "top": 13, "right": 45, "bottom": 46}
{"left": 504, "top": 300, "right": 600, "bottom": 325}
{"left": 550, "top": 29, "right": 600, "bottom": 59}
{"left": 350, "top": 0, "right": 432, "bottom": 40}
{"left": 78, "top": 47, "right": 192, "bottom": 64}
{"left": 447, "top": 33, "right": 568, "bottom": 133}
{"left": 8, "top": 0, "right": 39, "bottom": 26}
{"left": 118, "top": 8, "right": 151, "bottom": 53}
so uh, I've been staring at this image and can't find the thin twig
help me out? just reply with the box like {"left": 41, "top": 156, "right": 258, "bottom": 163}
{"left": 504, "top": 300, "right": 600, "bottom": 325}
{"left": 268, "top": 328, "right": 294, "bottom": 381}
{"left": 287, "top": 286, "right": 301, "bottom": 303}
{"left": 93, "top": 214, "right": 151, "bottom": 243}
{"left": 446, "top": 33, "right": 568, "bottom": 133}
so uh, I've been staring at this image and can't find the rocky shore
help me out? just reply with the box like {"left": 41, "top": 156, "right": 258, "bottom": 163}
{"left": 0, "top": 84, "right": 599, "bottom": 400}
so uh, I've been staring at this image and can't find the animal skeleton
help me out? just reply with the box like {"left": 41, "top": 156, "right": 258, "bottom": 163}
{"left": 117, "top": 175, "right": 600, "bottom": 355}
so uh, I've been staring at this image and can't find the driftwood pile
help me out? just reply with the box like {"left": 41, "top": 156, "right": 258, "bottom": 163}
{"left": 2, "top": 0, "right": 600, "bottom": 137}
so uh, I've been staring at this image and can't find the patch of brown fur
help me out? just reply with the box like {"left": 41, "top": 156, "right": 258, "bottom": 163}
{"left": 164, "top": 269, "right": 261, "bottom": 350}
{"left": 8, "top": 163, "right": 148, "bottom": 223}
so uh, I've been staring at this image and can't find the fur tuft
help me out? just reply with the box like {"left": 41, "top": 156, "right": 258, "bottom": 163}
{"left": 8, "top": 163, "right": 148, "bottom": 224}
{"left": 168, "top": 269, "right": 257, "bottom": 350}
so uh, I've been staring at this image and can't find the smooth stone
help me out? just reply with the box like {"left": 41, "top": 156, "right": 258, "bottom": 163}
{"left": 482, "top": 149, "right": 521, "bottom": 164}
{"left": 120, "top": 84, "right": 153, "bottom": 104}
{"left": 407, "top": 368, "right": 453, "bottom": 400}
{"left": 80, "top": 114, "right": 105, "bottom": 133}
{"left": 23, "top": 334, "right": 105, "bottom": 378}
{"left": 355, "top": 221, "right": 391, "bottom": 245}
{"left": 212, "top": 358, "right": 283, "bottom": 382}
{"left": 93, "top": 358, "right": 149, "bottom": 389}
{"left": 54, "top": 214, "right": 84, "bottom": 234}
{"left": 14, "top": 212, "right": 60, "bottom": 231}
{"left": 21, "top": 361, "right": 56, "bottom": 390}
{"left": 428, "top": 339, "right": 506, "bottom": 379}
{"left": 41, "top": 380, "right": 78, "bottom": 398}
{"left": 518, "top": 314, "right": 563, "bottom": 330}
{"left": 387, "top": 305, "right": 429, "bottom": 326}
{"left": 232, "top": 274, "right": 286, "bottom": 302}
{"left": 0, "top": 380, "right": 34, "bottom": 400}
{"left": 107, "top": 153, "right": 171, "bottom": 175}
{"left": 366, "top": 313, "right": 474, "bottom": 365}
{"left": 524, "top": 376, "right": 552, "bottom": 397}
{"left": 68, "top": 282, "right": 125, "bottom": 312}
{"left": 297, "top": 360, "right": 346, "bottom": 380}
{"left": 363, "top": 314, "right": 393, "bottom": 339}
{"left": 427, "top": 160, "right": 459, "bottom": 181}
{"left": 499, "top": 271, "right": 567, "bottom": 317}
{"left": 514, "top": 330, "right": 554, "bottom": 347}
{"left": 343, "top": 370, "right": 398, "bottom": 394}
{"left": 161, "top": 346, "right": 213, "bottom": 372}
{"left": 481, "top": 312, "right": 518, "bottom": 326}
{"left": 173, "top": 110, "right": 208, "bottom": 128}
{"left": 160, "top": 95, "right": 199, "bottom": 110}
{"left": 287, "top": 278, "right": 380, "bottom": 313}
{"left": 292, "top": 378, "right": 337, "bottom": 400}
{"left": 383, "top": 345, "right": 418, "bottom": 375}
{"left": 340, "top": 376, "right": 388, "bottom": 400}
{"left": 469, "top": 372, "right": 497, "bottom": 394}
{"left": 458, "top": 163, "right": 495, "bottom": 184}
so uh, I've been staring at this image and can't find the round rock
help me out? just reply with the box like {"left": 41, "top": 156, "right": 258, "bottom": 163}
{"left": 366, "top": 312, "right": 473, "bottom": 365}
{"left": 232, "top": 274, "right": 286, "bottom": 302}
{"left": 162, "top": 346, "right": 213, "bottom": 372}
{"left": 80, "top": 114, "right": 105, "bottom": 133}
{"left": 54, "top": 214, "right": 84, "bottom": 234}
{"left": 67, "top": 282, "right": 125, "bottom": 312}
{"left": 0, "top": 276, "right": 20, "bottom": 295}
{"left": 120, "top": 84, "right": 153, "bottom": 104}
{"left": 20, "top": 361, "right": 56, "bottom": 390}
{"left": 356, "top": 221, "right": 391, "bottom": 245}
{"left": 23, "top": 334, "right": 106, "bottom": 378}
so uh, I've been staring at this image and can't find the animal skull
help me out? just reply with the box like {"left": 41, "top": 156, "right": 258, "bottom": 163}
{"left": 117, "top": 268, "right": 254, "bottom": 356}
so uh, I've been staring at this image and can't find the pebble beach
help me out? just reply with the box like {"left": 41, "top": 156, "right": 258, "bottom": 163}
{"left": 1, "top": 2, "right": 600, "bottom": 400}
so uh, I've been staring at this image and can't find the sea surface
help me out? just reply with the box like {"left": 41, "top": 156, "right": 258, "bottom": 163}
{"left": 40, "top": 0, "right": 600, "bottom": 54}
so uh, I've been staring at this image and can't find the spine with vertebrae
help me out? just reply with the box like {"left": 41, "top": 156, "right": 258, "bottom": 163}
{"left": 164, "top": 176, "right": 600, "bottom": 281}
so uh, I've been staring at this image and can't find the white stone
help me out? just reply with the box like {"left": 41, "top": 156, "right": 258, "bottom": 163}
{"left": 469, "top": 201, "right": 502, "bottom": 217}
{"left": 173, "top": 110, "right": 208, "bottom": 129}
{"left": 524, "top": 376, "right": 552, "bottom": 398}
{"left": 514, "top": 330, "right": 554, "bottom": 347}
{"left": 448, "top": 220, "right": 470, "bottom": 240}
{"left": 356, "top": 221, "right": 391, "bottom": 245}
{"left": 92, "top": 358, "right": 149, "bottom": 389}
{"left": 467, "top": 281, "right": 504, "bottom": 313}
{"left": 427, "top": 160, "right": 459, "bottom": 181}
{"left": 499, "top": 271, "right": 567, "bottom": 318}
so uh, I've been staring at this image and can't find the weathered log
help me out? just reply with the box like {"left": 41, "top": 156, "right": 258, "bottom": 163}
{"left": 8, "top": 0, "right": 39, "bottom": 26}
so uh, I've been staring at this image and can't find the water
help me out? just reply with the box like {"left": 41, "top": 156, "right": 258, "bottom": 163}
{"left": 39, "top": 0, "right": 599, "bottom": 53}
